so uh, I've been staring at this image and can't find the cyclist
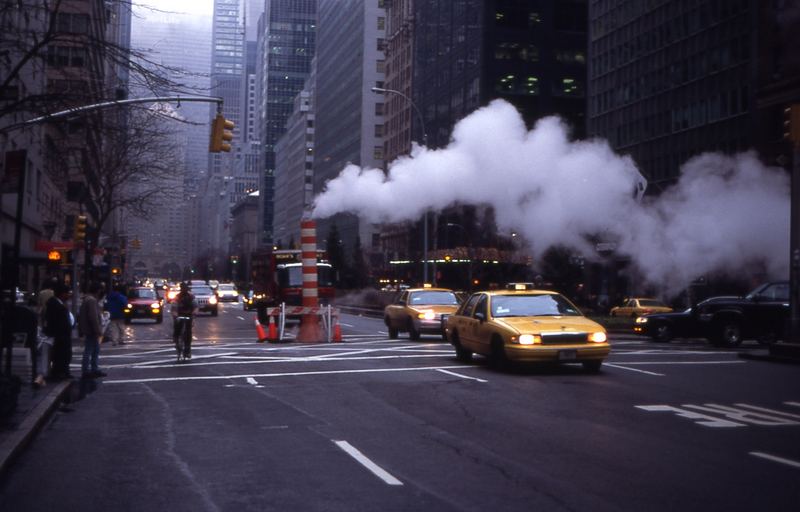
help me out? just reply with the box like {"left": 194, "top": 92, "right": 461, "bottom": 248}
{"left": 171, "top": 282, "right": 197, "bottom": 359}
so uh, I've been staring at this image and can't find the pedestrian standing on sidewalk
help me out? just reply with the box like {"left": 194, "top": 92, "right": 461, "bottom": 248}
{"left": 78, "top": 282, "right": 107, "bottom": 379}
{"left": 104, "top": 285, "right": 127, "bottom": 345}
{"left": 34, "top": 279, "right": 57, "bottom": 386}
{"left": 44, "top": 283, "right": 74, "bottom": 380}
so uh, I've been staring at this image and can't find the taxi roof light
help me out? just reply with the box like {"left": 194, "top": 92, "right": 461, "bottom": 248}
{"left": 507, "top": 282, "right": 535, "bottom": 291}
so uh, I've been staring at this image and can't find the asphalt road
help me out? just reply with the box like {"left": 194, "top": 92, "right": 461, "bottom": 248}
{"left": 0, "top": 301, "right": 798, "bottom": 511}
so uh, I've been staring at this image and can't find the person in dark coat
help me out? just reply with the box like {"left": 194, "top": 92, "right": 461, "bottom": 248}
{"left": 44, "top": 283, "right": 74, "bottom": 380}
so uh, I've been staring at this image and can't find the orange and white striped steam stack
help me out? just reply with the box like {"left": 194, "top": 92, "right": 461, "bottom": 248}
{"left": 296, "top": 219, "right": 323, "bottom": 342}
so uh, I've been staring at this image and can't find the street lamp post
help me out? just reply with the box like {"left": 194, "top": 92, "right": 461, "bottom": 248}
{"left": 370, "top": 86, "right": 430, "bottom": 284}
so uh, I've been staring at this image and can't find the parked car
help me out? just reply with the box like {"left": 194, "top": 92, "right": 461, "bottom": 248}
{"left": 610, "top": 298, "right": 672, "bottom": 317}
{"left": 191, "top": 284, "right": 219, "bottom": 316}
{"left": 123, "top": 287, "right": 163, "bottom": 323}
{"left": 634, "top": 281, "right": 789, "bottom": 346}
{"left": 384, "top": 287, "right": 461, "bottom": 340}
{"left": 445, "top": 286, "right": 609, "bottom": 372}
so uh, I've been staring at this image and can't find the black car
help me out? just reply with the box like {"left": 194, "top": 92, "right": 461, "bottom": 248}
{"left": 634, "top": 281, "right": 789, "bottom": 346}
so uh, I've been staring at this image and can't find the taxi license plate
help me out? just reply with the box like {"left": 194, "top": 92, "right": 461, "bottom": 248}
{"left": 558, "top": 349, "right": 577, "bottom": 361}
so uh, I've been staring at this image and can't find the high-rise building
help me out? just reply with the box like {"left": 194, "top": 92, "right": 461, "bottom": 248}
{"left": 274, "top": 84, "right": 315, "bottom": 248}
{"left": 314, "top": 0, "right": 386, "bottom": 270}
{"left": 587, "top": 0, "right": 755, "bottom": 187}
{"left": 377, "top": 0, "right": 587, "bottom": 285}
{"left": 130, "top": 10, "right": 212, "bottom": 273}
{"left": 414, "top": 0, "right": 587, "bottom": 150}
{"left": 255, "top": 0, "right": 317, "bottom": 247}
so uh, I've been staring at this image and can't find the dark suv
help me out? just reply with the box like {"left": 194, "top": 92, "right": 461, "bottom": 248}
{"left": 636, "top": 281, "right": 789, "bottom": 347}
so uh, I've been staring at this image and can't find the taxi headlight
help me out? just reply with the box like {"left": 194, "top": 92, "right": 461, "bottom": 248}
{"left": 209, "top": 296, "right": 218, "bottom": 305}
{"left": 233, "top": 291, "right": 238, "bottom": 297}
{"left": 518, "top": 334, "right": 540, "bottom": 345}
{"left": 150, "top": 302, "right": 160, "bottom": 309}
{"left": 590, "top": 332, "right": 607, "bottom": 343}
{"left": 635, "top": 317, "right": 648, "bottom": 324}
{"left": 418, "top": 310, "right": 436, "bottom": 320}
{"left": 124, "top": 304, "right": 132, "bottom": 310}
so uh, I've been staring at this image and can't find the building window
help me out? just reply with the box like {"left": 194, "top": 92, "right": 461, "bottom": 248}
{"left": 376, "top": 59, "right": 385, "bottom": 73}
{"left": 373, "top": 146, "right": 384, "bottom": 160}
{"left": 47, "top": 46, "right": 86, "bottom": 68}
{"left": 55, "top": 13, "right": 89, "bottom": 34}
{"left": 375, "top": 103, "right": 384, "bottom": 115}
{"left": 377, "top": 17, "right": 385, "bottom": 30}
{"left": 375, "top": 124, "right": 384, "bottom": 137}
{"left": 377, "top": 38, "right": 385, "bottom": 52}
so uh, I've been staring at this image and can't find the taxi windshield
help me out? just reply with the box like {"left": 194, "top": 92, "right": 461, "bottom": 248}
{"left": 410, "top": 291, "right": 459, "bottom": 306}
{"left": 130, "top": 288, "right": 156, "bottom": 299}
{"left": 491, "top": 294, "right": 581, "bottom": 317}
{"left": 639, "top": 299, "right": 666, "bottom": 307}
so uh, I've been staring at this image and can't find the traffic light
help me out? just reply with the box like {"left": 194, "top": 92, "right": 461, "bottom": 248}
{"left": 74, "top": 215, "right": 87, "bottom": 242}
{"left": 784, "top": 104, "right": 800, "bottom": 145}
{"left": 209, "top": 113, "right": 235, "bottom": 152}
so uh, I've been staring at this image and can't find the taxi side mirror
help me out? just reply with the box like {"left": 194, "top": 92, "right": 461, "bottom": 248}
{"left": 474, "top": 312, "right": 486, "bottom": 323}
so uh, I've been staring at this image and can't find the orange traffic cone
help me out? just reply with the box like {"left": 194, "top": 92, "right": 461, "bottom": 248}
{"left": 267, "top": 315, "right": 278, "bottom": 342}
{"left": 332, "top": 317, "right": 343, "bottom": 343}
{"left": 255, "top": 317, "right": 267, "bottom": 343}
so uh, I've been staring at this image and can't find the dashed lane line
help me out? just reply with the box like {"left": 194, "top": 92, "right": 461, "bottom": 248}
{"left": 749, "top": 452, "right": 800, "bottom": 469}
{"left": 334, "top": 440, "right": 403, "bottom": 486}
{"left": 436, "top": 369, "right": 488, "bottom": 383}
{"left": 604, "top": 363, "right": 665, "bottom": 376}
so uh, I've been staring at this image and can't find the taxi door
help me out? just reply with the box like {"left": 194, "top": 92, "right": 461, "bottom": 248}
{"left": 455, "top": 293, "right": 481, "bottom": 351}
{"left": 386, "top": 291, "right": 410, "bottom": 330}
{"left": 470, "top": 294, "right": 493, "bottom": 356}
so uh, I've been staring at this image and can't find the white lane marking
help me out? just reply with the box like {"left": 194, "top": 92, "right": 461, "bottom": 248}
{"left": 750, "top": 452, "right": 800, "bottom": 469}
{"left": 786, "top": 401, "right": 800, "bottom": 409}
{"left": 104, "top": 364, "right": 475, "bottom": 384}
{"left": 436, "top": 369, "right": 487, "bottom": 383}
{"left": 734, "top": 403, "right": 800, "bottom": 421}
{"left": 333, "top": 440, "right": 403, "bottom": 486}
{"left": 246, "top": 377, "right": 258, "bottom": 386}
{"left": 339, "top": 322, "right": 354, "bottom": 327}
{"left": 606, "top": 360, "right": 744, "bottom": 366}
{"left": 124, "top": 353, "right": 455, "bottom": 370}
{"left": 604, "top": 363, "right": 665, "bottom": 376}
{"left": 236, "top": 316, "right": 245, "bottom": 321}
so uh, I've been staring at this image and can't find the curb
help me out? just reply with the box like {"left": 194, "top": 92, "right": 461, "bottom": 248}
{"left": 0, "top": 380, "right": 72, "bottom": 478}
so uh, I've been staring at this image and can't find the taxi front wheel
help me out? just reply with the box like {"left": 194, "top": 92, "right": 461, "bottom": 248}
{"left": 489, "top": 337, "right": 508, "bottom": 369}
{"left": 407, "top": 319, "right": 420, "bottom": 340}
{"left": 451, "top": 332, "right": 472, "bottom": 362}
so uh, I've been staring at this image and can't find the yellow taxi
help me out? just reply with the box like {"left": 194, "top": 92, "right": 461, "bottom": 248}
{"left": 383, "top": 286, "right": 461, "bottom": 340}
{"left": 444, "top": 285, "right": 610, "bottom": 372}
{"left": 609, "top": 298, "right": 672, "bottom": 318}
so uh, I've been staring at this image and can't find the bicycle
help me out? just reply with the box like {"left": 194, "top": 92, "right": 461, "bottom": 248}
{"left": 174, "top": 316, "right": 192, "bottom": 363}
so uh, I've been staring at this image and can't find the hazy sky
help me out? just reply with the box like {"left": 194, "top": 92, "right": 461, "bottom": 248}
{"left": 135, "top": 1, "right": 213, "bottom": 17}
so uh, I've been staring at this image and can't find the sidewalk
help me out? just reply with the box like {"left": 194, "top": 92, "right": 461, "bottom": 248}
{"left": 0, "top": 349, "right": 72, "bottom": 478}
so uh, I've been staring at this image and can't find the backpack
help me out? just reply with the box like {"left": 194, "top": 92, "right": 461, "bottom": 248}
{"left": 177, "top": 292, "right": 194, "bottom": 316}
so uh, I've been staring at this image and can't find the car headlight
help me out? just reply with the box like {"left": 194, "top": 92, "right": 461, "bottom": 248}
{"left": 209, "top": 296, "right": 218, "bottom": 305}
{"left": 517, "top": 334, "right": 540, "bottom": 345}
{"left": 150, "top": 302, "right": 160, "bottom": 309}
{"left": 635, "top": 317, "right": 648, "bottom": 324}
{"left": 590, "top": 332, "right": 607, "bottom": 343}
{"left": 418, "top": 310, "right": 436, "bottom": 320}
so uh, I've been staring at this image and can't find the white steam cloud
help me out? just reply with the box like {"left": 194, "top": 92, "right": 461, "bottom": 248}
{"left": 313, "top": 100, "right": 789, "bottom": 294}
